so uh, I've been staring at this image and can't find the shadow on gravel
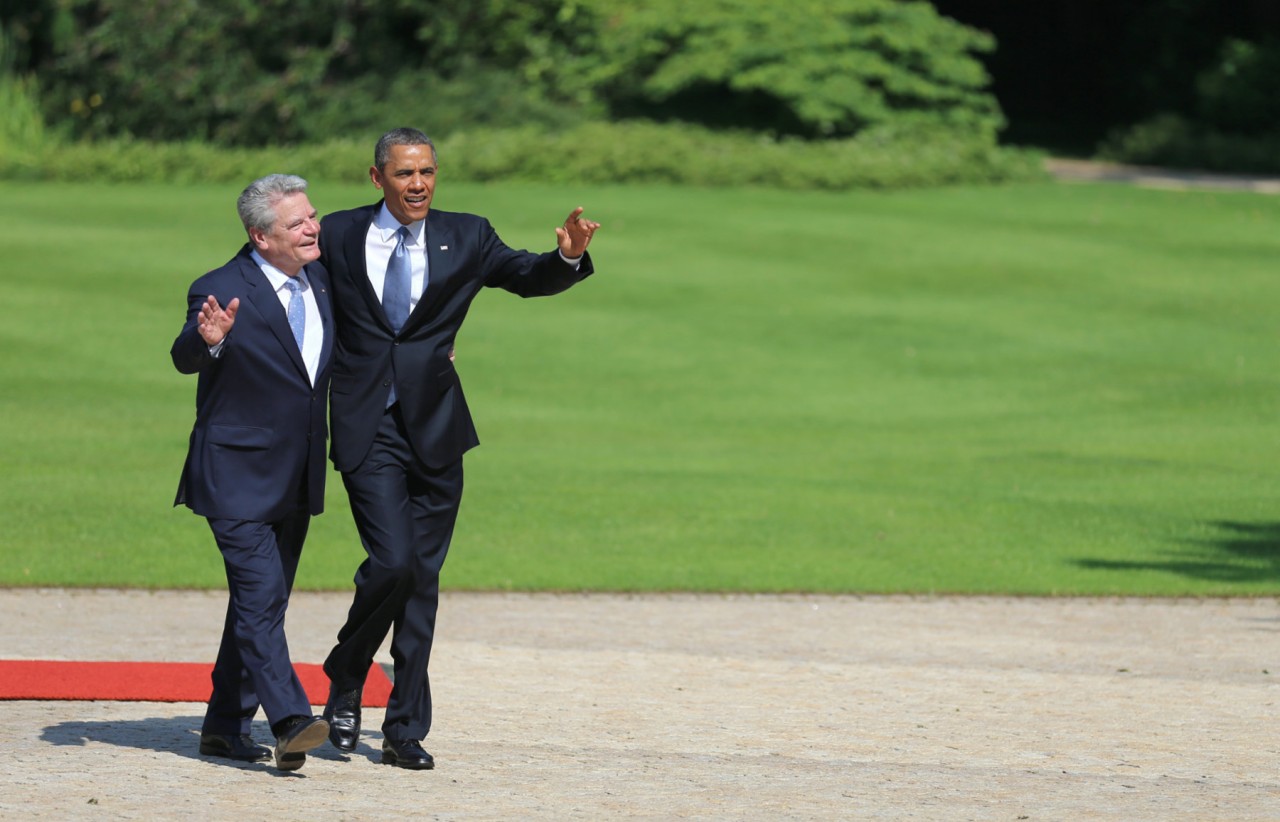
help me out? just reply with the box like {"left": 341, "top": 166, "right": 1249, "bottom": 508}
{"left": 1073, "top": 520, "right": 1280, "bottom": 585}
{"left": 38, "top": 715, "right": 383, "bottom": 774}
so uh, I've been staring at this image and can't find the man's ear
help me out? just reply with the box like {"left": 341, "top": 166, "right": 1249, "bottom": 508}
{"left": 248, "top": 226, "right": 268, "bottom": 252}
{"left": 369, "top": 165, "right": 383, "bottom": 190}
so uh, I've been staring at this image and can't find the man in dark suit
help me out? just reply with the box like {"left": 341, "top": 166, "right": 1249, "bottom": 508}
{"left": 318, "top": 127, "right": 600, "bottom": 770}
{"left": 172, "top": 174, "right": 333, "bottom": 771}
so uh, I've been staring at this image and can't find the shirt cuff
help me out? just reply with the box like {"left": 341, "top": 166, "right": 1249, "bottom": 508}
{"left": 558, "top": 250, "right": 582, "bottom": 269}
{"left": 208, "top": 339, "right": 226, "bottom": 357}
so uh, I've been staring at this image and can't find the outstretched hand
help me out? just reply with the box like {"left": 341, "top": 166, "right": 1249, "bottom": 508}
{"left": 197, "top": 295, "right": 239, "bottom": 346}
{"left": 555, "top": 206, "right": 600, "bottom": 259}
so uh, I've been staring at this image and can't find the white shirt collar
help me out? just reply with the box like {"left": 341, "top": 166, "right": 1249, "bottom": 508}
{"left": 250, "top": 249, "right": 310, "bottom": 292}
{"left": 374, "top": 203, "right": 424, "bottom": 244}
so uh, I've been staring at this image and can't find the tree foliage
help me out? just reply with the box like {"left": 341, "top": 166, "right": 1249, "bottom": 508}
{"left": 14, "top": 0, "right": 589, "bottom": 144}
{"left": 1099, "top": 36, "right": 1280, "bottom": 173}
{"left": 565, "top": 0, "right": 1002, "bottom": 138}
{"left": 0, "top": 25, "right": 45, "bottom": 150}
{"left": 47, "top": 0, "right": 340, "bottom": 143}
{"left": 1193, "top": 37, "right": 1280, "bottom": 135}
{"left": 5, "top": 0, "right": 1002, "bottom": 145}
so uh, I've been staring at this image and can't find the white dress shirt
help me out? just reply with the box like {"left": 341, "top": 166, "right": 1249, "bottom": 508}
{"left": 250, "top": 250, "right": 324, "bottom": 386}
{"left": 366, "top": 204, "right": 428, "bottom": 313}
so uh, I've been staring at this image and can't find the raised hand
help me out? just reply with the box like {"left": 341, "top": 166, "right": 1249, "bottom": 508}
{"left": 555, "top": 206, "right": 600, "bottom": 259}
{"left": 198, "top": 295, "right": 240, "bottom": 346}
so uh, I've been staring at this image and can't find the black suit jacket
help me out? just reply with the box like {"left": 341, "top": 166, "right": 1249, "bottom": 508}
{"left": 171, "top": 245, "right": 334, "bottom": 521}
{"left": 319, "top": 203, "right": 594, "bottom": 472}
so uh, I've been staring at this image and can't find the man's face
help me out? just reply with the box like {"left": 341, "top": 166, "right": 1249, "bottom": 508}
{"left": 250, "top": 192, "right": 321, "bottom": 276}
{"left": 371, "top": 144, "right": 437, "bottom": 225}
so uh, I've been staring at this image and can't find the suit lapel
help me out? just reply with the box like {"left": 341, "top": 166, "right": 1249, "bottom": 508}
{"left": 343, "top": 204, "right": 394, "bottom": 332}
{"left": 405, "top": 212, "right": 455, "bottom": 332}
{"left": 238, "top": 253, "right": 308, "bottom": 380}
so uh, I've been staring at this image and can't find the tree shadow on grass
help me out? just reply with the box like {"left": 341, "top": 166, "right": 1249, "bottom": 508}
{"left": 1073, "top": 521, "right": 1280, "bottom": 585}
{"left": 39, "top": 715, "right": 375, "bottom": 774}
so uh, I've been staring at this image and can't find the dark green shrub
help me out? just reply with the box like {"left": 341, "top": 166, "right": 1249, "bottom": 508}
{"left": 1194, "top": 38, "right": 1280, "bottom": 135}
{"left": 0, "top": 25, "right": 45, "bottom": 151}
{"left": 1098, "top": 115, "right": 1280, "bottom": 175}
{"left": 30, "top": 0, "right": 1004, "bottom": 149}
{"left": 302, "top": 64, "right": 591, "bottom": 144}
{"left": 1098, "top": 37, "right": 1280, "bottom": 174}
{"left": 33, "top": 0, "right": 592, "bottom": 145}
{"left": 43, "top": 0, "right": 338, "bottom": 144}
{"left": 560, "top": 0, "right": 1004, "bottom": 139}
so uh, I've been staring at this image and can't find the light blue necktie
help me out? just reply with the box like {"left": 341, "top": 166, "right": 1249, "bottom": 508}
{"left": 383, "top": 226, "right": 412, "bottom": 332}
{"left": 283, "top": 278, "right": 305, "bottom": 351}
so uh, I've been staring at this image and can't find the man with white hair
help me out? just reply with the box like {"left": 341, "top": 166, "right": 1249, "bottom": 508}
{"left": 171, "top": 173, "right": 333, "bottom": 771}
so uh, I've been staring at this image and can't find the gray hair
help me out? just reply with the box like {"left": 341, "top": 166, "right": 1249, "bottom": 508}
{"left": 374, "top": 127, "right": 437, "bottom": 170}
{"left": 236, "top": 173, "right": 309, "bottom": 234}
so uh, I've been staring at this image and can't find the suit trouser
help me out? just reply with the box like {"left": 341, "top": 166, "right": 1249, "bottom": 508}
{"left": 327, "top": 404, "right": 463, "bottom": 743}
{"left": 203, "top": 513, "right": 312, "bottom": 735}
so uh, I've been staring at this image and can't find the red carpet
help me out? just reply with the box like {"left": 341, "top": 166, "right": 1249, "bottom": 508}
{"left": 0, "top": 660, "right": 392, "bottom": 706}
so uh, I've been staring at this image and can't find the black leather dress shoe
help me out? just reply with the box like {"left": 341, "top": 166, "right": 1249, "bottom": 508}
{"left": 381, "top": 738, "right": 435, "bottom": 770}
{"left": 198, "top": 733, "right": 272, "bottom": 762}
{"left": 323, "top": 684, "right": 363, "bottom": 752}
{"left": 273, "top": 716, "right": 330, "bottom": 772}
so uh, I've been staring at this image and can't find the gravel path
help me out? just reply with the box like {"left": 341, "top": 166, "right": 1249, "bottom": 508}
{"left": 0, "top": 589, "right": 1277, "bottom": 820}
{"left": 1045, "top": 158, "right": 1280, "bottom": 194}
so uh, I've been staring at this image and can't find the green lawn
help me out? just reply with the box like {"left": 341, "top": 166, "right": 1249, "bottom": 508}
{"left": 2, "top": 179, "right": 1278, "bottom": 594}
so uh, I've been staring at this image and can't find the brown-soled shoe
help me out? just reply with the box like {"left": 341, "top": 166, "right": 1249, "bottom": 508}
{"left": 273, "top": 716, "right": 330, "bottom": 772}
{"left": 198, "top": 733, "right": 272, "bottom": 762}
{"left": 323, "top": 684, "right": 363, "bottom": 752}
{"left": 381, "top": 738, "right": 434, "bottom": 770}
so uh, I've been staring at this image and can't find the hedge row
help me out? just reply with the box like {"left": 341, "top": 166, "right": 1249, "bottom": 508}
{"left": 1099, "top": 115, "right": 1280, "bottom": 176}
{"left": 0, "top": 121, "right": 1044, "bottom": 190}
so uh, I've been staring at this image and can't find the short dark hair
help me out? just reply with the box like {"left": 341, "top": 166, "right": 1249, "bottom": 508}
{"left": 374, "top": 128, "right": 437, "bottom": 170}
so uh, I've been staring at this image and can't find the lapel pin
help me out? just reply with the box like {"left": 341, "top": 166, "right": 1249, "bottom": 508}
{"left": 440, "top": 245, "right": 449, "bottom": 250}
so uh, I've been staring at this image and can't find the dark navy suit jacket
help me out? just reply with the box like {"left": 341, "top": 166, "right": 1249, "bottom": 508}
{"left": 172, "top": 244, "right": 334, "bottom": 522}
{"left": 319, "top": 204, "right": 593, "bottom": 472}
